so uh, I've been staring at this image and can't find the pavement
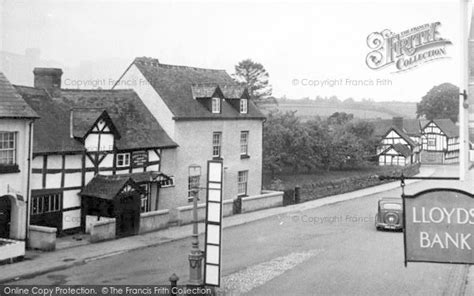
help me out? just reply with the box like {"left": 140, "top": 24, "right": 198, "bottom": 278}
{"left": 0, "top": 164, "right": 473, "bottom": 293}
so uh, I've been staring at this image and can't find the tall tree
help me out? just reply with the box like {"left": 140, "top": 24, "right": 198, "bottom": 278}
{"left": 416, "top": 83, "right": 459, "bottom": 122}
{"left": 232, "top": 59, "right": 272, "bottom": 101}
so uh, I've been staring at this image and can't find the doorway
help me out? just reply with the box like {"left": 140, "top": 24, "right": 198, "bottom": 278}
{"left": 0, "top": 196, "right": 11, "bottom": 238}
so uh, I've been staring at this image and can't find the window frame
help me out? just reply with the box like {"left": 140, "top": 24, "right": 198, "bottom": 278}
{"left": 116, "top": 152, "right": 131, "bottom": 168}
{"left": 240, "top": 98, "right": 248, "bottom": 114}
{"left": 240, "top": 131, "right": 249, "bottom": 156}
{"left": 0, "top": 131, "right": 17, "bottom": 165}
{"left": 31, "top": 192, "right": 62, "bottom": 215}
{"left": 211, "top": 97, "right": 221, "bottom": 114}
{"left": 212, "top": 132, "right": 222, "bottom": 158}
{"left": 237, "top": 170, "right": 249, "bottom": 196}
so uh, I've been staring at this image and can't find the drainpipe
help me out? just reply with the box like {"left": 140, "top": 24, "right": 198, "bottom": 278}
{"left": 25, "top": 120, "right": 33, "bottom": 243}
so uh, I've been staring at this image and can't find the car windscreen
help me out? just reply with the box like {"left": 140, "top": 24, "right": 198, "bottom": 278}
{"left": 382, "top": 203, "right": 402, "bottom": 210}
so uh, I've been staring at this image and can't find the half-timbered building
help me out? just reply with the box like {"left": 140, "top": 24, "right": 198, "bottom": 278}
{"left": 420, "top": 119, "right": 459, "bottom": 164}
{"left": 375, "top": 117, "right": 459, "bottom": 165}
{"left": 375, "top": 117, "right": 421, "bottom": 166}
{"left": 15, "top": 68, "right": 177, "bottom": 235}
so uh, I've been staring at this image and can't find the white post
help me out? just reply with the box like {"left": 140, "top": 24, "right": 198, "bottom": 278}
{"left": 460, "top": 0, "right": 470, "bottom": 181}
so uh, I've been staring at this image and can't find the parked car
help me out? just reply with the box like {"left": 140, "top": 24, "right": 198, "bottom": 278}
{"left": 375, "top": 198, "right": 403, "bottom": 231}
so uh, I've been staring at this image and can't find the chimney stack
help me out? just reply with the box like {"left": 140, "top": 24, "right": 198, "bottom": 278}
{"left": 392, "top": 116, "right": 404, "bottom": 130}
{"left": 33, "top": 68, "right": 63, "bottom": 95}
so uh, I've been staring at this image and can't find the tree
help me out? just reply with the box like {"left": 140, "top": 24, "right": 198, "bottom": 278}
{"left": 327, "top": 112, "right": 354, "bottom": 126}
{"left": 232, "top": 59, "right": 272, "bottom": 101}
{"left": 416, "top": 83, "right": 459, "bottom": 122}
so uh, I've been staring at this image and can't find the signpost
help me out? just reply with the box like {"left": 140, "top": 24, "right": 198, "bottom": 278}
{"left": 403, "top": 188, "right": 474, "bottom": 265}
{"left": 204, "top": 160, "right": 223, "bottom": 287}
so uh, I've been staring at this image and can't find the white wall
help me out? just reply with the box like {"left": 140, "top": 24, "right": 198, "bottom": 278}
{"left": 114, "top": 64, "right": 175, "bottom": 138}
{"left": 159, "top": 119, "right": 263, "bottom": 210}
{"left": 0, "top": 119, "right": 33, "bottom": 240}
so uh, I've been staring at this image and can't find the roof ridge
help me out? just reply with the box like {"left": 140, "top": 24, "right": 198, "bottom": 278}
{"left": 133, "top": 57, "right": 226, "bottom": 72}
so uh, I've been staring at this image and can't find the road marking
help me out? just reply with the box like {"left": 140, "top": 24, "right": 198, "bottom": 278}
{"left": 219, "top": 250, "right": 320, "bottom": 295}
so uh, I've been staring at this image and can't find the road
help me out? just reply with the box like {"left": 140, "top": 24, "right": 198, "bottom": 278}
{"left": 13, "top": 166, "right": 470, "bottom": 295}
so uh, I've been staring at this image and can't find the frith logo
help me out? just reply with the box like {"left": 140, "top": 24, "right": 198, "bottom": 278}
{"left": 366, "top": 22, "right": 452, "bottom": 73}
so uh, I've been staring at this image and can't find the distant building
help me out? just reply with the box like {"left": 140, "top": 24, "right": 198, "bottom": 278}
{"left": 375, "top": 117, "right": 421, "bottom": 166}
{"left": 0, "top": 72, "right": 38, "bottom": 243}
{"left": 14, "top": 68, "right": 177, "bottom": 235}
{"left": 375, "top": 117, "right": 459, "bottom": 165}
{"left": 420, "top": 119, "right": 459, "bottom": 164}
{"left": 115, "top": 57, "right": 266, "bottom": 211}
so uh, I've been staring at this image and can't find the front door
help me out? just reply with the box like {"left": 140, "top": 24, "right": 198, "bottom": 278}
{"left": 0, "top": 196, "right": 11, "bottom": 238}
{"left": 116, "top": 194, "right": 140, "bottom": 237}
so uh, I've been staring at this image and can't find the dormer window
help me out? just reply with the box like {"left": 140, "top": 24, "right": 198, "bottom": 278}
{"left": 212, "top": 97, "right": 221, "bottom": 113}
{"left": 240, "top": 99, "right": 248, "bottom": 114}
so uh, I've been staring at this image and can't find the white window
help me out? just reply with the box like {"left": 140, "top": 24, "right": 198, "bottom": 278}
{"left": 212, "top": 97, "right": 221, "bottom": 113}
{"left": 238, "top": 171, "right": 248, "bottom": 196}
{"left": 0, "top": 132, "right": 16, "bottom": 165}
{"left": 240, "top": 99, "right": 248, "bottom": 114}
{"left": 240, "top": 131, "right": 249, "bottom": 155}
{"left": 212, "top": 132, "right": 222, "bottom": 158}
{"left": 116, "top": 153, "right": 130, "bottom": 167}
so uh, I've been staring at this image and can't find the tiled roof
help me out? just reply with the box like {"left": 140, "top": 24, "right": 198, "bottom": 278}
{"left": 372, "top": 118, "right": 421, "bottom": 137}
{"left": 220, "top": 85, "right": 247, "bottom": 99}
{"left": 15, "top": 86, "right": 177, "bottom": 154}
{"left": 0, "top": 72, "right": 38, "bottom": 119}
{"left": 389, "top": 126, "right": 417, "bottom": 147}
{"left": 15, "top": 86, "right": 83, "bottom": 153}
{"left": 428, "top": 119, "right": 459, "bottom": 137}
{"left": 391, "top": 143, "right": 413, "bottom": 157}
{"left": 128, "top": 57, "right": 265, "bottom": 120}
{"left": 80, "top": 174, "right": 136, "bottom": 200}
{"left": 191, "top": 84, "right": 220, "bottom": 99}
{"left": 71, "top": 108, "right": 112, "bottom": 139}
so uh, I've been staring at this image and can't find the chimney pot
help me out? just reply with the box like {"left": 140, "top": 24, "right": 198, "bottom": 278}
{"left": 33, "top": 67, "right": 63, "bottom": 94}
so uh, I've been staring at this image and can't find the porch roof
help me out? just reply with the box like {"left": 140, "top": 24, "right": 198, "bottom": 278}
{"left": 80, "top": 171, "right": 173, "bottom": 200}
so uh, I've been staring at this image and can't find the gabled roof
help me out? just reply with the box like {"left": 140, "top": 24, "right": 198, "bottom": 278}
{"left": 15, "top": 86, "right": 177, "bottom": 154}
{"left": 381, "top": 126, "right": 417, "bottom": 148}
{"left": 0, "top": 72, "right": 38, "bottom": 119}
{"left": 379, "top": 143, "right": 413, "bottom": 158}
{"left": 80, "top": 174, "right": 143, "bottom": 200}
{"left": 71, "top": 109, "right": 120, "bottom": 139}
{"left": 220, "top": 85, "right": 248, "bottom": 99}
{"left": 391, "top": 143, "right": 413, "bottom": 157}
{"left": 372, "top": 118, "right": 421, "bottom": 137}
{"left": 125, "top": 57, "right": 265, "bottom": 120}
{"left": 422, "top": 119, "right": 459, "bottom": 137}
{"left": 191, "top": 84, "right": 221, "bottom": 99}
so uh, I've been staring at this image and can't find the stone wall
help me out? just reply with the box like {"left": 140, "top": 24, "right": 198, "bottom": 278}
{"left": 241, "top": 190, "right": 284, "bottom": 213}
{"left": 89, "top": 218, "right": 116, "bottom": 243}
{"left": 139, "top": 210, "right": 170, "bottom": 234}
{"left": 28, "top": 225, "right": 57, "bottom": 251}
{"left": 298, "top": 164, "right": 420, "bottom": 202}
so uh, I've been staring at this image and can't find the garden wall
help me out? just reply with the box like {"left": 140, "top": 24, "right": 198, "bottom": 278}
{"left": 298, "top": 164, "right": 420, "bottom": 202}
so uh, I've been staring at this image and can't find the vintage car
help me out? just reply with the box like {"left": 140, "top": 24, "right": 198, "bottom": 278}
{"left": 375, "top": 198, "right": 403, "bottom": 231}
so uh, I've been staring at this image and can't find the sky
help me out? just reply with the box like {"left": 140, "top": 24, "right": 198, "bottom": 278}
{"left": 0, "top": 0, "right": 471, "bottom": 102}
